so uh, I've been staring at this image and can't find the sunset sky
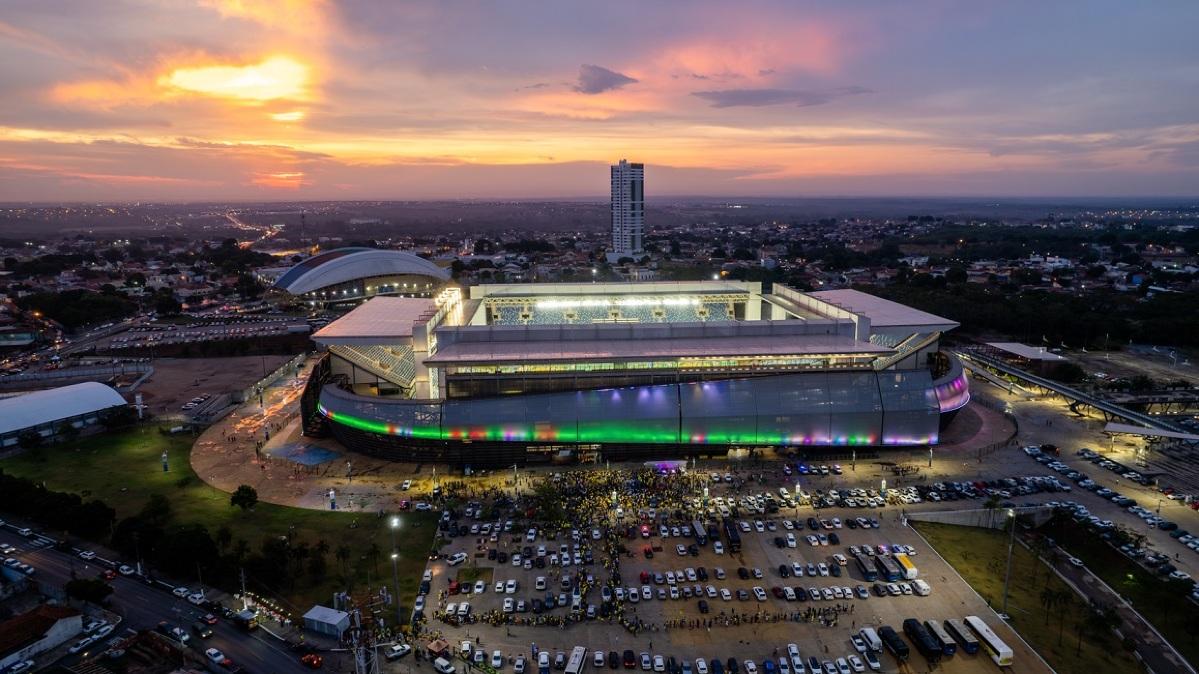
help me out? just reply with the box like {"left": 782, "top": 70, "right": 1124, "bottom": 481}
{"left": 1, "top": 0, "right": 1198, "bottom": 201}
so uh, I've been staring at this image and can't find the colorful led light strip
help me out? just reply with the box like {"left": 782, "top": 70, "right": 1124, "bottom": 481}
{"left": 318, "top": 402, "right": 916, "bottom": 446}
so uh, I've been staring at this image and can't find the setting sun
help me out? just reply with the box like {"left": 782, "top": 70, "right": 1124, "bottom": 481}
{"left": 162, "top": 55, "right": 309, "bottom": 102}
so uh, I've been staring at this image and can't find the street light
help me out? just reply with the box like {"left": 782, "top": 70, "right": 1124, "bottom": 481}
{"left": 390, "top": 518, "right": 402, "bottom": 627}
{"left": 1001, "top": 508, "right": 1016, "bottom": 615}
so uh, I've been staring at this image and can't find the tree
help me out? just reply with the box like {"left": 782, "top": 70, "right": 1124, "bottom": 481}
{"left": 230, "top": 485, "right": 258, "bottom": 511}
{"left": 66, "top": 578, "right": 114, "bottom": 605}
{"left": 945, "top": 266, "right": 968, "bottom": 284}
{"left": 215, "top": 525, "right": 233, "bottom": 552}
{"left": 140, "top": 493, "right": 173, "bottom": 526}
{"left": 17, "top": 429, "right": 43, "bottom": 450}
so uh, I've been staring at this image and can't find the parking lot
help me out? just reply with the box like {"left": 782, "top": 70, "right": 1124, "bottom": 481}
{"left": 414, "top": 468, "right": 1046, "bottom": 674}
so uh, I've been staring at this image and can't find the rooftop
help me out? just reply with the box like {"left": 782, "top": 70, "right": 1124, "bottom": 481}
{"left": 808, "top": 289, "right": 958, "bottom": 329}
{"left": 0, "top": 382, "right": 126, "bottom": 436}
{"left": 986, "top": 341, "right": 1068, "bottom": 361}
{"left": 0, "top": 605, "right": 79, "bottom": 657}
{"left": 312, "top": 297, "right": 435, "bottom": 345}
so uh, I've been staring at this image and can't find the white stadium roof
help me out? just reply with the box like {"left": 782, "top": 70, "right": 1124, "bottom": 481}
{"left": 808, "top": 289, "right": 958, "bottom": 329}
{"left": 0, "top": 382, "right": 126, "bottom": 436}
{"left": 986, "top": 342, "right": 1067, "bottom": 361}
{"left": 273, "top": 247, "right": 450, "bottom": 296}
{"left": 312, "top": 297, "right": 436, "bottom": 345}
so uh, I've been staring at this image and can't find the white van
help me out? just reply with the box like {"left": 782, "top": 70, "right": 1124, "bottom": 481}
{"left": 434, "top": 657, "right": 456, "bottom": 674}
{"left": 859, "top": 627, "right": 882, "bottom": 653}
{"left": 912, "top": 579, "right": 931, "bottom": 596}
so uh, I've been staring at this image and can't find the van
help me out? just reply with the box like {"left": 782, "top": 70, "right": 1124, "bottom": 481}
{"left": 912, "top": 579, "right": 931, "bottom": 596}
{"left": 434, "top": 657, "right": 456, "bottom": 674}
{"left": 858, "top": 627, "right": 882, "bottom": 653}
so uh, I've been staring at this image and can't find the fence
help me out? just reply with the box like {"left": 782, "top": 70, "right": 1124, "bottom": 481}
{"left": 235, "top": 352, "right": 309, "bottom": 403}
{"left": 0, "top": 362, "right": 152, "bottom": 390}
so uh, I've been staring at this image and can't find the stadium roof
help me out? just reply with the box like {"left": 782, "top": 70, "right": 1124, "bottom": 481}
{"left": 0, "top": 382, "right": 126, "bottom": 436}
{"left": 312, "top": 297, "right": 435, "bottom": 345}
{"left": 273, "top": 247, "right": 449, "bottom": 295}
{"left": 1103, "top": 422, "right": 1199, "bottom": 441}
{"left": 808, "top": 289, "right": 958, "bottom": 329}
{"left": 425, "top": 334, "right": 890, "bottom": 365}
{"left": 986, "top": 342, "right": 1067, "bottom": 361}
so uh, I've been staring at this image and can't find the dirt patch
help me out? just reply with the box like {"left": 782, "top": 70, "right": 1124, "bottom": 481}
{"left": 137, "top": 355, "right": 292, "bottom": 415}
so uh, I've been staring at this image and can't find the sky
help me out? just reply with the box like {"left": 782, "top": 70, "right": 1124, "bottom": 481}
{"left": 1, "top": 0, "right": 1198, "bottom": 202}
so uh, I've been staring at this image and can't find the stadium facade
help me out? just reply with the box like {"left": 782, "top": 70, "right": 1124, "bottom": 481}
{"left": 300, "top": 281, "right": 970, "bottom": 467}
{"left": 268, "top": 247, "right": 451, "bottom": 309}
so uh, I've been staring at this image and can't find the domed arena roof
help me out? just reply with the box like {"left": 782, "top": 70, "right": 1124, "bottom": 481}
{"left": 273, "top": 247, "right": 450, "bottom": 295}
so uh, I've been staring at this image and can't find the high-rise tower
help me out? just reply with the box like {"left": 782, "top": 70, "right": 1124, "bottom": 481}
{"left": 607, "top": 159, "right": 645, "bottom": 263}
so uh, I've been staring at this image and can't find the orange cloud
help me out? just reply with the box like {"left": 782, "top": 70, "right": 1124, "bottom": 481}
{"left": 252, "top": 171, "right": 306, "bottom": 188}
{"left": 162, "top": 55, "right": 310, "bottom": 102}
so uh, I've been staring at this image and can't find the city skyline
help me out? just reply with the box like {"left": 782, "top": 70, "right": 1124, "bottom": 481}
{"left": 2, "top": 1, "right": 1199, "bottom": 201}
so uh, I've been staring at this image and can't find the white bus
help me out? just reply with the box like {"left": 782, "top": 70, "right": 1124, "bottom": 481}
{"left": 964, "top": 615, "right": 1013, "bottom": 667}
{"left": 565, "top": 647, "right": 587, "bottom": 674}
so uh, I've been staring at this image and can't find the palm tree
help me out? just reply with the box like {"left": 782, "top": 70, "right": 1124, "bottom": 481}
{"left": 983, "top": 495, "right": 1002, "bottom": 528}
{"left": 1040, "top": 587, "right": 1060, "bottom": 625}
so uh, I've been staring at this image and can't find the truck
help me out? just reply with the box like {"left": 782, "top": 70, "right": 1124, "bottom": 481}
{"left": 893, "top": 552, "right": 918, "bottom": 580}
{"left": 721, "top": 519, "right": 742, "bottom": 553}
{"left": 877, "top": 626, "right": 909, "bottom": 661}
{"left": 692, "top": 521, "right": 708, "bottom": 546}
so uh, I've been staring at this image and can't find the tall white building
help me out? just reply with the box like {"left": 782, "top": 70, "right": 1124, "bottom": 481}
{"left": 607, "top": 159, "right": 645, "bottom": 263}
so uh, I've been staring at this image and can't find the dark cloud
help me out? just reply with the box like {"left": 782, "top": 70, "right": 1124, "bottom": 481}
{"left": 692, "top": 86, "right": 872, "bottom": 108}
{"left": 573, "top": 64, "right": 637, "bottom": 94}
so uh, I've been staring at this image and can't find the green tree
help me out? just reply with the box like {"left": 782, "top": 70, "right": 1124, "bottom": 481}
{"left": 65, "top": 578, "right": 115, "bottom": 605}
{"left": 230, "top": 484, "right": 258, "bottom": 511}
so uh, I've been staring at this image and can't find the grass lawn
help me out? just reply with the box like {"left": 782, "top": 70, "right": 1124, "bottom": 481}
{"left": 0, "top": 426, "right": 435, "bottom": 615}
{"left": 1042, "top": 517, "right": 1199, "bottom": 669}
{"left": 913, "top": 521, "right": 1138, "bottom": 674}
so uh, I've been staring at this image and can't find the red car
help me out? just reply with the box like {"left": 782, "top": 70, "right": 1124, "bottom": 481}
{"left": 301, "top": 654, "right": 323, "bottom": 669}
{"left": 100, "top": 569, "right": 117, "bottom": 581}
{"left": 202, "top": 613, "right": 219, "bottom": 625}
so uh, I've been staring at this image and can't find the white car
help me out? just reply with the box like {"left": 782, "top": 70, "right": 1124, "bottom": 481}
{"left": 447, "top": 552, "right": 468, "bottom": 566}
{"left": 744, "top": 661, "right": 758, "bottom": 674}
{"left": 846, "top": 655, "right": 865, "bottom": 673}
{"left": 386, "top": 644, "right": 412, "bottom": 660}
{"left": 505, "top": 579, "right": 517, "bottom": 594}
{"left": 752, "top": 586, "right": 767, "bottom": 601}
{"left": 696, "top": 660, "right": 709, "bottom": 674}
{"left": 118, "top": 564, "right": 136, "bottom": 576}
{"left": 787, "top": 644, "right": 803, "bottom": 671}
{"left": 401, "top": 480, "right": 412, "bottom": 490}
{"left": 496, "top": 651, "right": 507, "bottom": 668}
{"left": 171, "top": 586, "right": 189, "bottom": 598}
{"left": 69, "top": 637, "right": 95, "bottom": 654}
{"left": 78, "top": 550, "right": 96, "bottom": 560}
{"left": 720, "top": 588, "right": 732, "bottom": 601}
{"left": 187, "top": 592, "right": 206, "bottom": 605}
{"left": 714, "top": 542, "right": 725, "bottom": 555}
{"left": 676, "top": 544, "right": 687, "bottom": 556}
{"left": 6, "top": 660, "right": 34, "bottom": 674}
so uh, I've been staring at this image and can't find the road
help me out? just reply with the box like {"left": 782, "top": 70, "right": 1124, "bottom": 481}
{"left": 0, "top": 526, "right": 314, "bottom": 674}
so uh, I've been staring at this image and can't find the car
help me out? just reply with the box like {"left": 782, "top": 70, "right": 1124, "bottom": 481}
{"left": 188, "top": 592, "right": 206, "bottom": 605}
{"left": 6, "top": 660, "right": 35, "bottom": 674}
{"left": 506, "top": 579, "right": 518, "bottom": 594}
{"left": 744, "top": 661, "right": 758, "bottom": 674}
{"left": 641, "top": 653, "right": 652, "bottom": 671}
{"left": 171, "top": 586, "right": 189, "bottom": 598}
{"left": 447, "top": 552, "right": 468, "bottom": 566}
{"left": 1067, "top": 557, "right": 1084, "bottom": 567}
{"left": 677, "top": 544, "right": 688, "bottom": 556}
{"left": 861, "top": 651, "right": 880, "bottom": 672}
{"left": 654, "top": 655, "right": 666, "bottom": 672}
{"left": 515, "top": 657, "right": 527, "bottom": 674}
{"left": 713, "top": 541, "right": 725, "bottom": 554}
{"left": 205, "top": 648, "right": 230, "bottom": 666}
{"left": 79, "top": 550, "right": 96, "bottom": 560}
{"left": 845, "top": 656, "right": 864, "bottom": 674}
{"left": 118, "top": 564, "right": 136, "bottom": 576}
{"left": 17, "top": 527, "right": 33, "bottom": 537}
{"left": 383, "top": 643, "right": 412, "bottom": 661}
{"left": 753, "top": 586, "right": 767, "bottom": 601}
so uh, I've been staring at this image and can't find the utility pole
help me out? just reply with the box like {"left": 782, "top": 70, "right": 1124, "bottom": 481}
{"left": 1001, "top": 509, "right": 1016, "bottom": 615}
{"left": 390, "top": 517, "right": 402, "bottom": 627}
{"left": 240, "top": 568, "right": 248, "bottom": 610}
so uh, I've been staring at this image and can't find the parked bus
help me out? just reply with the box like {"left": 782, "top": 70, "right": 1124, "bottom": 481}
{"left": 902, "top": 618, "right": 943, "bottom": 663}
{"left": 565, "top": 647, "right": 587, "bottom": 674}
{"left": 706, "top": 524, "right": 721, "bottom": 543}
{"left": 855, "top": 555, "right": 878, "bottom": 582}
{"left": 944, "top": 619, "right": 979, "bottom": 655}
{"left": 924, "top": 619, "right": 957, "bottom": 657}
{"left": 873, "top": 555, "right": 903, "bottom": 582}
{"left": 964, "top": 616, "right": 1013, "bottom": 667}
{"left": 722, "top": 519, "right": 742, "bottom": 552}
{"left": 893, "top": 552, "right": 918, "bottom": 580}
{"left": 877, "top": 626, "right": 909, "bottom": 661}
{"left": 692, "top": 521, "right": 708, "bottom": 546}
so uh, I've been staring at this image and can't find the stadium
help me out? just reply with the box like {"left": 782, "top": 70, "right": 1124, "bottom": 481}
{"left": 267, "top": 247, "right": 451, "bottom": 309}
{"left": 300, "top": 281, "right": 971, "bottom": 467}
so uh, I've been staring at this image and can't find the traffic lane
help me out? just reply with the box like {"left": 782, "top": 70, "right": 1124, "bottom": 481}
{"left": 0, "top": 529, "right": 311, "bottom": 674}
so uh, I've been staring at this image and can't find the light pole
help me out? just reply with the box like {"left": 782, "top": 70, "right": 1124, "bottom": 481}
{"left": 1001, "top": 508, "right": 1016, "bottom": 615}
{"left": 390, "top": 552, "right": 401, "bottom": 626}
